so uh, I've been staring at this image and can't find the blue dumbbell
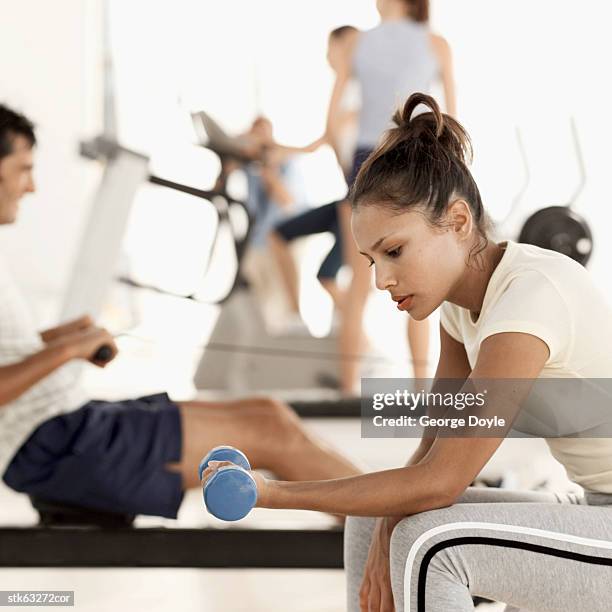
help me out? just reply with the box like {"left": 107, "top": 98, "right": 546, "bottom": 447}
{"left": 199, "top": 446, "right": 257, "bottom": 521}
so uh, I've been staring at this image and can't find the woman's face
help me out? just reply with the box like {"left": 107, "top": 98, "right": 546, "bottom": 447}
{"left": 249, "top": 117, "right": 274, "bottom": 145}
{"left": 352, "top": 202, "right": 468, "bottom": 320}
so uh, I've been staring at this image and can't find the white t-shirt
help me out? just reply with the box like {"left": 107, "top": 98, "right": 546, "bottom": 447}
{"left": 0, "top": 256, "right": 88, "bottom": 476}
{"left": 440, "top": 240, "right": 612, "bottom": 493}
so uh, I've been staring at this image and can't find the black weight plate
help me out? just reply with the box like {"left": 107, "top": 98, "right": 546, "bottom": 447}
{"left": 518, "top": 206, "right": 593, "bottom": 266}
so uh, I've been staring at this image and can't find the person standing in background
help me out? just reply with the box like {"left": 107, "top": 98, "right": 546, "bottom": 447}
{"left": 270, "top": 27, "right": 360, "bottom": 324}
{"left": 273, "top": 0, "right": 456, "bottom": 393}
{"left": 329, "top": 0, "right": 456, "bottom": 392}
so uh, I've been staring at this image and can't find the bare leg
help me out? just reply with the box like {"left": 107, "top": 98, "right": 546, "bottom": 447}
{"left": 269, "top": 231, "right": 300, "bottom": 314}
{"left": 407, "top": 316, "right": 430, "bottom": 380}
{"left": 337, "top": 201, "right": 371, "bottom": 395}
{"left": 338, "top": 265, "right": 370, "bottom": 395}
{"left": 319, "top": 278, "right": 346, "bottom": 314}
{"left": 167, "top": 396, "right": 363, "bottom": 489}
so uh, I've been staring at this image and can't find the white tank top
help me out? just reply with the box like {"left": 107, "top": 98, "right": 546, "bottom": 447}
{"left": 353, "top": 19, "right": 439, "bottom": 147}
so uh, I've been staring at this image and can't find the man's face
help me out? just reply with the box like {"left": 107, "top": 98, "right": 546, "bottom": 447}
{"left": 0, "top": 135, "right": 35, "bottom": 225}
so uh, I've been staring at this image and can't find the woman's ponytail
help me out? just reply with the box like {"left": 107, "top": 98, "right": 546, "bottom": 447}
{"left": 403, "top": 0, "right": 429, "bottom": 23}
{"left": 364, "top": 93, "right": 472, "bottom": 174}
{"left": 351, "top": 92, "right": 490, "bottom": 259}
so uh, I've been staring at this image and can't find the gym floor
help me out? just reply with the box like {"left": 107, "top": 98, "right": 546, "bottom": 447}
{"left": 0, "top": 321, "right": 580, "bottom": 612}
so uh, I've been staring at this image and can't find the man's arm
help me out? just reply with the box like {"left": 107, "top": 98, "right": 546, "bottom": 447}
{"left": 0, "top": 344, "right": 75, "bottom": 406}
{"left": 0, "top": 326, "right": 118, "bottom": 407}
{"left": 40, "top": 315, "right": 93, "bottom": 344}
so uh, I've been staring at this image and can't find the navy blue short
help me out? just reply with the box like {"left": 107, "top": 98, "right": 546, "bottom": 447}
{"left": 275, "top": 200, "right": 343, "bottom": 280}
{"left": 2, "top": 393, "right": 184, "bottom": 519}
{"left": 274, "top": 147, "right": 373, "bottom": 280}
{"left": 346, "top": 147, "right": 374, "bottom": 190}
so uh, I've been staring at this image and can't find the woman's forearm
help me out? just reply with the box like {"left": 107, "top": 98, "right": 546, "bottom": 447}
{"left": 274, "top": 135, "right": 326, "bottom": 156}
{"left": 260, "top": 463, "right": 453, "bottom": 517}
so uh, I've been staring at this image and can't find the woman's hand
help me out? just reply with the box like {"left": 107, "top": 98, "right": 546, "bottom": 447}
{"left": 268, "top": 133, "right": 328, "bottom": 159}
{"left": 200, "top": 460, "right": 271, "bottom": 507}
{"left": 360, "top": 517, "right": 400, "bottom": 612}
{"left": 302, "top": 134, "right": 328, "bottom": 153}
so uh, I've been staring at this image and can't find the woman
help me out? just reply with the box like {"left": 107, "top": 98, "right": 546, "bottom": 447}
{"left": 271, "top": 0, "right": 455, "bottom": 393}
{"left": 269, "top": 25, "right": 360, "bottom": 319}
{"left": 203, "top": 93, "right": 612, "bottom": 611}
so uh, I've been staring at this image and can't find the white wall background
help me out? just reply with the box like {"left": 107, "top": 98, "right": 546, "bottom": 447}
{"left": 1, "top": 0, "right": 612, "bottom": 330}
{"left": 0, "top": 0, "right": 103, "bottom": 322}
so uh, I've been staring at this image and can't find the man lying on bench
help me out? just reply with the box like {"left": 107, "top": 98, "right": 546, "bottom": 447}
{"left": 0, "top": 103, "right": 362, "bottom": 520}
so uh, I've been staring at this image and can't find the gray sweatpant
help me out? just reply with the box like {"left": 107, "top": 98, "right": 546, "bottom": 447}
{"left": 345, "top": 487, "right": 612, "bottom": 611}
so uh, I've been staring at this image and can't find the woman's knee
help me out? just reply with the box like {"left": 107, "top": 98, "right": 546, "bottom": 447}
{"left": 390, "top": 509, "right": 458, "bottom": 562}
{"left": 388, "top": 514, "right": 435, "bottom": 609}
{"left": 389, "top": 506, "right": 475, "bottom": 599}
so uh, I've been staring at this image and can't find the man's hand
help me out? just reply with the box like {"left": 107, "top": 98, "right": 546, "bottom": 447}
{"left": 51, "top": 326, "right": 118, "bottom": 367}
{"left": 0, "top": 323, "right": 116, "bottom": 406}
{"left": 40, "top": 315, "right": 94, "bottom": 344}
{"left": 359, "top": 517, "right": 401, "bottom": 612}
